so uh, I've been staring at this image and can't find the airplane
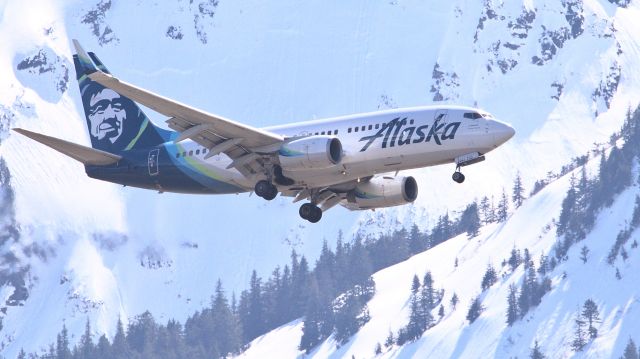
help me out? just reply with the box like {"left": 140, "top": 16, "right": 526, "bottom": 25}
{"left": 13, "top": 40, "right": 515, "bottom": 223}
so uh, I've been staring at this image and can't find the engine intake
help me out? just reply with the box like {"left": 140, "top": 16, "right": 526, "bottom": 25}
{"left": 346, "top": 176, "right": 418, "bottom": 210}
{"left": 278, "top": 136, "right": 342, "bottom": 171}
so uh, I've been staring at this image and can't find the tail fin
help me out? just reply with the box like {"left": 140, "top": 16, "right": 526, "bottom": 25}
{"left": 72, "top": 40, "right": 172, "bottom": 154}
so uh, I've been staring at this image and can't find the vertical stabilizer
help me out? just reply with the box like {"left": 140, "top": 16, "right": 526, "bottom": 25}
{"left": 72, "top": 40, "right": 172, "bottom": 154}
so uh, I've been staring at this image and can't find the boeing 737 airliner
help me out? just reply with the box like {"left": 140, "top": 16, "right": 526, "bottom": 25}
{"left": 14, "top": 40, "right": 515, "bottom": 223}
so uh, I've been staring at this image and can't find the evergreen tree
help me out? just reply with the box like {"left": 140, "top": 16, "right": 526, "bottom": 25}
{"left": 497, "top": 188, "right": 509, "bottom": 222}
{"left": 374, "top": 342, "right": 382, "bottom": 355}
{"left": 438, "top": 305, "right": 445, "bottom": 319}
{"left": 411, "top": 275, "right": 421, "bottom": 295}
{"left": 421, "top": 271, "right": 436, "bottom": 312}
{"left": 508, "top": 247, "right": 522, "bottom": 271}
{"left": 466, "top": 296, "right": 484, "bottom": 324}
{"left": 538, "top": 254, "right": 549, "bottom": 275}
{"left": 557, "top": 174, "right": 577, "bottom": 239}
{"left": 298, "top": 278, "right": 325, "bottom": 353}
{"left": 571, "top": 311, "right": 587, "bottom": 352}
{"left": 406, "top": 275, "right": 427, "bottom": 341}
{"left": 481, "top": 263, "right": 498, "bottom": 291}
{"left": 127, "top": 311, "right": 157, "bottom": 354}
{"left": 333, "top": 281, "right": 373, "bottom": 344}
{"left": 78, "top": 319, "right": 95, "bottom": 359}
{"left": 95, "top": 334, "right": 112, "bottom": 359}
{"left": 408, "top": 224, "right": 424, "bottom": 254}
{"left": 506, "top": 284, "right": 519, "bottom": 326}
{"left": 479, "top": 196, "right": 492, "bottom": 224}
{"left": 512, "top": 172, "right": 525, "bottom": 209}
{"left": 530, "top": 340, "right": 545, "bottom": 359}
{"left": 17, "top": 348, "right": 26, "bottom": 359}
{"left": 56, "top": 324, "right": 72, "bottom": 359}
{"left": 459, "top": 202, "right": 481, "bottom": 238}
{"left": 384, "top": 330, "right": 395, "bottom": 348}
{"left": 291, "top": 251, "right": 311, "bottom": 316}
{"left": 581, "top": 299, "right": 600, "bottom": 339}
{"left": 349, "top": 236, "right": 373, "bottom": 287}
{"left": 112, "top": 317, "right": 130, "bottom": 358}
{"left": 244, "top": 270, "right": 266, "bottom": 341}
{"left": 211, "top": 279, "right": 242, "bottom": 356}
{"left": 622, "top": 338, "right": 639, "bottom": 359}
{"left": 580, "top": 245, "right": 590, "bottom": 264}
{"left": 450, "top": 293, "right": 458, "bottom": 310}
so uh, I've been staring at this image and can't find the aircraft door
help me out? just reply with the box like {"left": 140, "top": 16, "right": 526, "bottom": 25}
{"left": 148, "top": 148, "right": 160, "bottom": 176}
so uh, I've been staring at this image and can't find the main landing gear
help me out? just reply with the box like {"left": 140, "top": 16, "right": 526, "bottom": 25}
{"left": 255, "top": 180, "right": 278, "bottom": 200}
{"left": 299, "top": 202, "right": 322, "bottom": 223}
{"left": 452, "top": 167, "right": 465, "bottom": 184}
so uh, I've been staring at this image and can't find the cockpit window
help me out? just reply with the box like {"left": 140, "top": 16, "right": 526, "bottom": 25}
{"left": 463, "top": 112, "right": 483, "bottom": 119}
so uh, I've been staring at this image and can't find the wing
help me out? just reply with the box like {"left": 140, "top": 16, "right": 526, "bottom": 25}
{"left": 73, "top": 40, "right": 283, "bottom": 176}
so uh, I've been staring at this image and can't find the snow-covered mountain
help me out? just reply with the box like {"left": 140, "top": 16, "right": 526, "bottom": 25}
{"left": 1, "top": 0, "right": 639, "bottom": 356}
{"left": 239, "top": 133, "right": 640, "bottom": 358}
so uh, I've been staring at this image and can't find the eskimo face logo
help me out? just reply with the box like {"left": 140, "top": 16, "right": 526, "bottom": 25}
{"left": 358, "top": 115, "right": 461, "bottom": 152}
{"left": 88, "top": 88, "right": 126, "bottom": 143}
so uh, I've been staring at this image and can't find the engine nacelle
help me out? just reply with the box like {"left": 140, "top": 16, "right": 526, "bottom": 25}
{"left": 345, "top": 176, "right": 418, "bottom": 210}
{"left": 278, "top": 136, "right": 342, "bottom": 171}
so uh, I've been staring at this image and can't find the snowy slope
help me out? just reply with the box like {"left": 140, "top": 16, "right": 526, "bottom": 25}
{"left": 240, "top": 145, "right": 640, "bottom": 358}
{"left": 1, "top": 0, "right": 640, "bottom": 356}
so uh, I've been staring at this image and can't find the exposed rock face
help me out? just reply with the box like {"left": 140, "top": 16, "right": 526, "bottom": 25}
{"left": 608, "top": 0, "right": 631, "bottom": 7}
{"left": 166, "top": 25, "right": 184, "bottom": 40}
{"left": 430, "top": 63, "right": 460, "bottom": 102}
{"left": 14, "top": 47, "right": 70, "bottom": 103}
{"left": 592, "top": 62, "right": 622, "bottom": 116}
{"left": 81, "top": 0, "right": 118, "bottom": 46}
{"left": 192, "top": 0, "right": 219, "bottom": 44}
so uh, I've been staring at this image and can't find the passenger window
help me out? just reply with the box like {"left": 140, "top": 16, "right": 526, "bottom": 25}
{"left": 176, "top": 153, "right": 180, "bottom": 158}
{"left": 335, "top": 130, "right": 339, "bottom": 135}
{"left": 182, "top": 152, "right": 187, "bottom": 157}
{"left": 348, "top": 128, "right": 352, "bottom": 133}
{"left": 321, "top": 131, "right": 326, "bottom": 135}
{"left": 354, "top": 127, "right": 359, "bottom": 132}
{"left": 375, "top": 124, "right": 379, "bottom": 129}
{"left": 315, "top": 132, "right": 319, "bottom": 135}
{"left": 328, "top": 130, "right": 332, "bottom": 135}
{"left": 410, "top": 119, "right": 414, "bottom": 125}
{"left": 202, "top": 148, "right": 207, "bottom": 154}
{"left": 196, "top": 149, "right": 200, "bottom": 155}
{"left": 368, "top": 125, "right": 372, "bottom": 130}
{"left": 361, "top": 126, "right": 366, "bottom": 131}
{"left": 189, "top": 150, "right": 193, "bottom": 156}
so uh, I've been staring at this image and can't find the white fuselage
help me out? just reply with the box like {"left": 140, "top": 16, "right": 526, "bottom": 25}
{"left": 168, "top": 105, "right": 514, "bottom": 192}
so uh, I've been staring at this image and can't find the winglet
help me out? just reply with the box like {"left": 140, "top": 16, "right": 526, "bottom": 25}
{"left": 72, "top": 39, "right": 98, "bottom": 75}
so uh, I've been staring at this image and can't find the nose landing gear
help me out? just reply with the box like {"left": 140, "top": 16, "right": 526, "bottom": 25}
{"left": 452, "top": 167, "right": 465, "bottom": 184}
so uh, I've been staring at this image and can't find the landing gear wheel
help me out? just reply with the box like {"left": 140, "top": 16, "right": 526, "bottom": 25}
{"left": 308, "top": 206, "right": 322, "bottom": 223}
{"left": 255, "top": 180, "right": 278, "bottom": 200}
{"left": 299, "top": 203, "right": 322, "bottom": 223}
{"left": 262, "top": 185, "right": 278, "bottom": 200}
{"left": 452, "top": 171, "right": 465, "bottom": 184}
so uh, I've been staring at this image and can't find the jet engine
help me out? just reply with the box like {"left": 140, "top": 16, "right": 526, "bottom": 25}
{"left": 278, "top": 136, "right": 342, "bottom": 171}
{"left": 345, "top": 176, "right": 418, "bottom": 210}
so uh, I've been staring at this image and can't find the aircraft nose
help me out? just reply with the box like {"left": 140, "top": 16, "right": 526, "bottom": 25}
{"left": 491, "top": 120, "right": 515, "bottom": 145}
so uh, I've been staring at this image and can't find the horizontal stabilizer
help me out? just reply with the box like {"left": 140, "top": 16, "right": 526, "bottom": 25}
{"left": 13, "top": 128, "right": 121, "bottom": 165}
